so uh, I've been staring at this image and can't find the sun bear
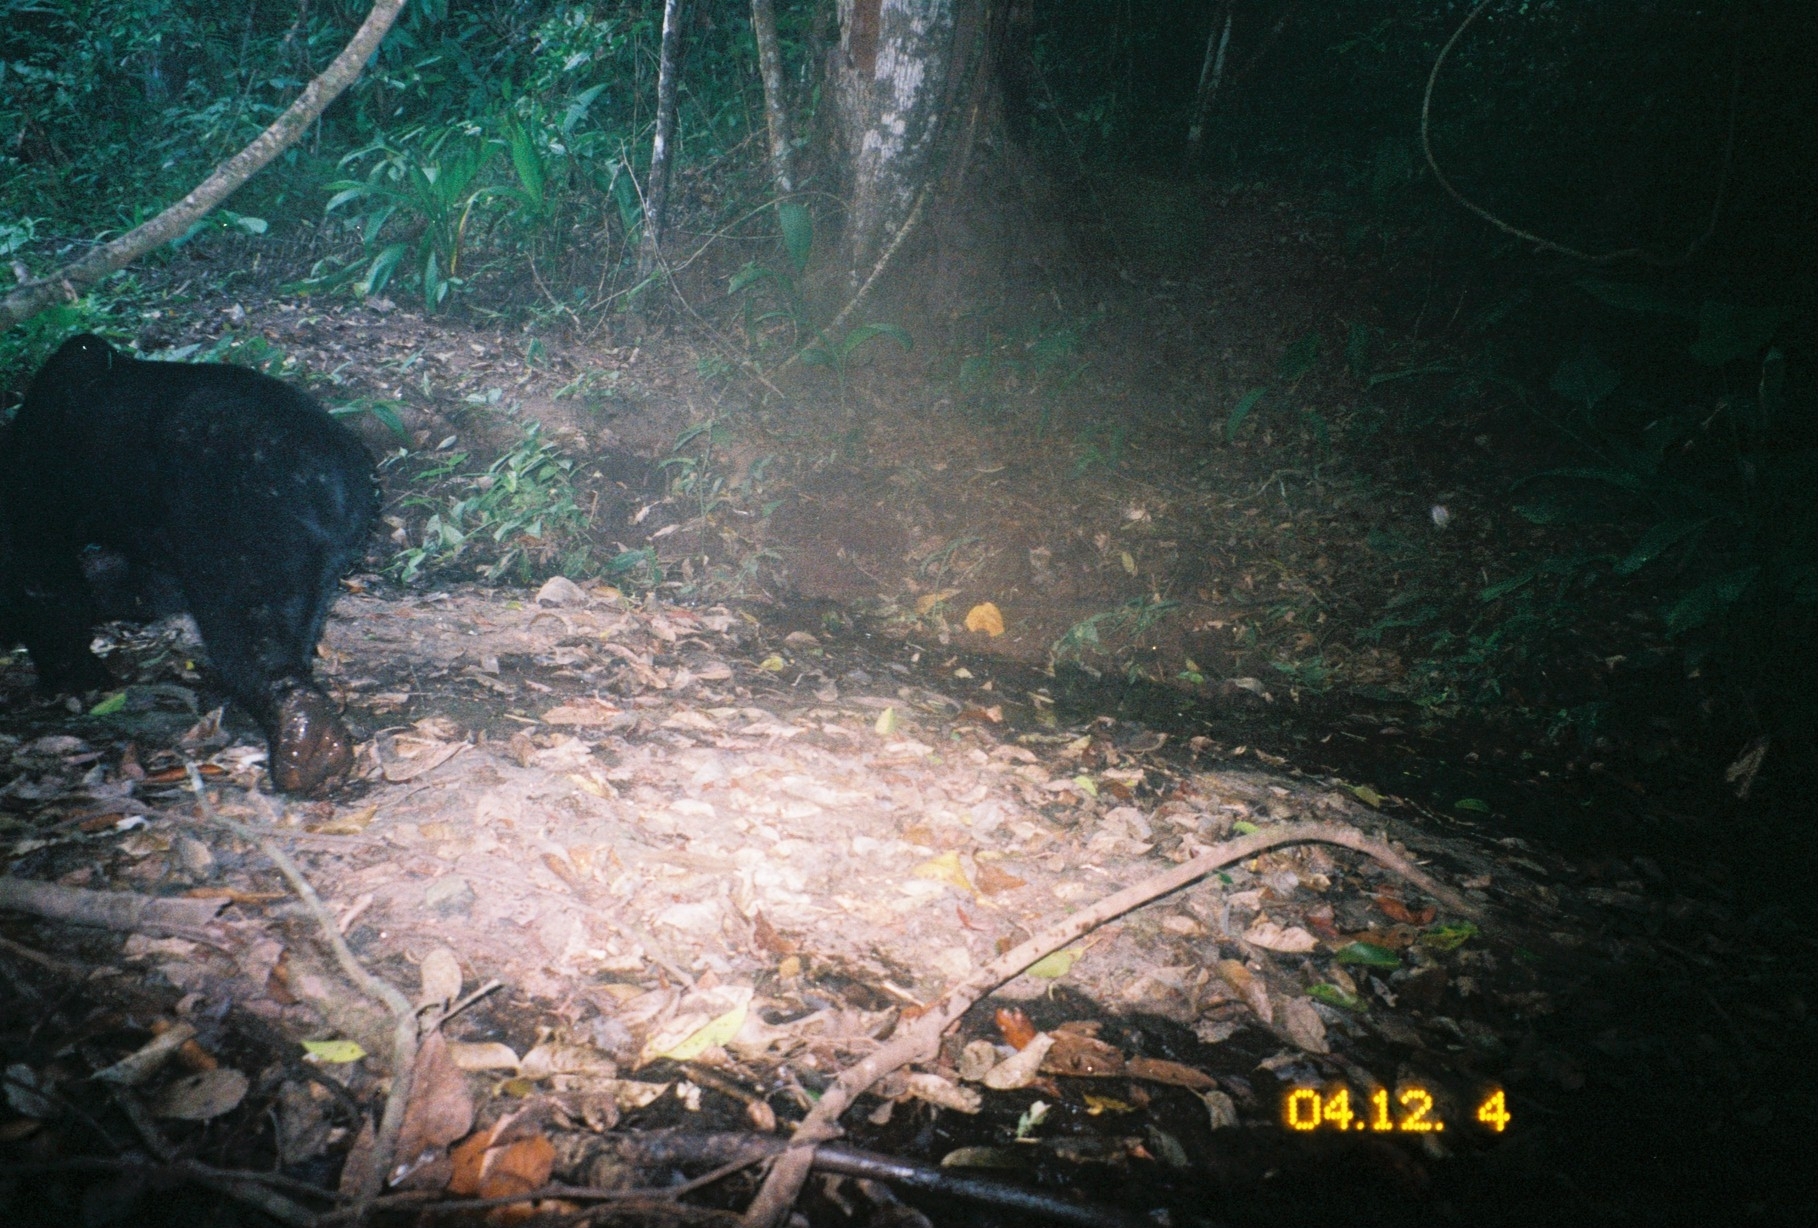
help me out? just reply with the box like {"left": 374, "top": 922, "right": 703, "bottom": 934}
{"left": 1, "top": 333, "right": 376, "bottom": 794}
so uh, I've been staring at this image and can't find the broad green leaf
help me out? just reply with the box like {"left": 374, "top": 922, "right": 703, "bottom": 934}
{"left": 1615, "top": 517, "right": 1712, "bottom": 575}
{"left": 1333, "top": 942, "right": 1401, "bottom": 968}
{"left": 778, "top": 202, "right": 813, "bottom": 274}
{"left": 1575, "top": 278, "right": 1694, "bottom": 318}
{"left": 88, "top": 692, "right": 127, "bottom": 716}
{"left": 838, "top": 322, "right": 913, "bottom": 357}
{"left": 1027, "top": 948, "right": 1081, "bottom": 979}
{"left": 1224, "top": 387, "right": 1266, "bottom": 442}
{"left": 1664, "top": 566, "right": 1759, "bottom": 633}
{"left": 1307, "top": 983, "right": 1366, "bottom": 1011}
{"left": 1549, "top": 349, "right": 1620, "bottom": 410}
{"left": 1518, "top": 465, "right": 1643, "bottom": 492}
{"left": 1419, "top": 922, "right": 1480, "bottom": 951}
{"left": 1480, "top": 571, "right": 1535, "bottom": 601}
{"left": 1277, "top": 332, "right": 1320, "bottom": 381}
{"left": 1688, "top": 301, "right": 1785, "bottom": 367}
{"left": 1453, "top": 797, "right": 1491, "bottom": 814}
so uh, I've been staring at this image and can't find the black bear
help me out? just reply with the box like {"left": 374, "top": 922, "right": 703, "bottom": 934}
{"left": 1, "top": 334, "right": 376, "bottom": 794}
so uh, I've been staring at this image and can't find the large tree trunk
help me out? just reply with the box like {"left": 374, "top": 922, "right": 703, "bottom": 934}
{"left": 751, "top": 0, "right": 794, "bottom": 196}
{"left": 638, "top": 0, "right": 688, "bottom": 279}
{"left": 832, "top": 0, "right": 964, "bottom": 284}
{"left": 0, "top": 0, "right": 408, "bottom": 333}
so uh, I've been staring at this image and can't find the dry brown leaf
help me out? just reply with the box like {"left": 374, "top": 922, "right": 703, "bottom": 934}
{"left": 1243, "top": 917, "right": 1319, "bottom": 953}
{"left": 1217, "top": 959, "right": 1273, "bottom": 1024}
{"left": 964, "top": 602, "right": 1005, "bottom": 637}
{"left": 478, "top": 1133, "right": 555, "bottom": 1200}
{"left": 1126, "top": 1057, "right": 1217, "bottom": 1091}
{"left": 982, "top": 1032, "right": 1053, "bottom": 1089}
{"left": 1373, "top": 893, "right": 1436, "bottom": 926}
{"left": 1278, "top": 996, "right": 1330, "bottom": 1054}
{"left": 542, "top": 698, "right": 623, "bottom": 726}
{"left": 1042, "top": 1031, "right": 1127, "bottom": 1077}
{"left": 447, "top": 1042, "right": 521, "bottom": 1072}
{"left": 152, "top": 1067, "right": 247, "bottom": 1120}
{"left": 973, "top": 862, "right": 1026, "bottom": 895}
{"left": 417, "top": 947, "right": 464, "bottom": 1008}
{"left": 392, "top": 1032, "right": 474, "bottom": 1185}
{"left": 994, "top": 1007, "right": 1038, "bottom": 1050}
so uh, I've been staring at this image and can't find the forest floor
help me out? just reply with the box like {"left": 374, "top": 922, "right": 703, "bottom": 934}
{"left": 1, "top": 186, "right": 1813, "bottom": 1225}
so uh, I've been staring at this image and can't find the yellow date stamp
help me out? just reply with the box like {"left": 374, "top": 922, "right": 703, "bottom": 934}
{"left": 1282, "top": 1085, "right": 1511, "bottom": 1134}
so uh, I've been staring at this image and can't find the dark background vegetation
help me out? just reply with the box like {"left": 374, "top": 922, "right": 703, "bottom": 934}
{"left": 2, "top": 3, "right": 1816, "bottom": 1224}
{"left": 2, "top": 1, "right": 1812, "bottom": 849}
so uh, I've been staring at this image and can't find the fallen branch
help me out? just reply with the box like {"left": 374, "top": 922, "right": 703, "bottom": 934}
{"left": 187, "top": 771, "right": 417, "bottom": 1225}
{"left": 740, "top": 819, "right": 1479, "bottom": 1226}
{"left": 0, "top": 878, "right": 227, "bottom": 934}
{"left": 0, "top": 1157, "right": 331, "bottom": 1225}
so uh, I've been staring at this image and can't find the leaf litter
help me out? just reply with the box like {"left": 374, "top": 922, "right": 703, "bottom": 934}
{"left": 0, "top": 575, "right": 1804, "bottom": 1224}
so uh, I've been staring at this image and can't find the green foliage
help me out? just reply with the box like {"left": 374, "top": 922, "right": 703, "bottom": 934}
{"left": 388, "top": 423, "right": 601, "bottom": 585}
{"left": 1223, "top": 332, "right": 1329, "bottom": 448}
{"left": 1051, "top": 596, "right": 1180, "bottom": 674}
{"left": 323, "top": 122, "right": 501, "bottom": 309}
{"left": 954, "top": 317, "right": 1090, "bottom": 433}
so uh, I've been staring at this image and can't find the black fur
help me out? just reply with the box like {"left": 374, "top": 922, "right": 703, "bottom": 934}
{"left": 1, "top": 334, "right": 375, "bottom": 793}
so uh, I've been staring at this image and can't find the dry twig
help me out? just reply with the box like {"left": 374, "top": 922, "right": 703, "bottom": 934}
{"left": 741, "top": 819, "right": 1478, "bottom": 1226}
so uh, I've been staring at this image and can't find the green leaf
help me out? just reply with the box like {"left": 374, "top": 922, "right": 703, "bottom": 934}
{"left": 1419, "top": 922, "right": 1479, "bottom": 951}
{"left": 729, "top": 262, "right": 775, "bottom": 294}
{"left": 1277, "top": 332, "right": 1320, "bottom": 382}
{"left": 301, "top": 1039, "right": 367, "bottom": 1064}
{"left": 1688, "top": 302, "right": 1785, "bottom": 367}
{"left": 88, "top": 692, "right": 128, "bottom": 716}
{"left": 1224, "top": 387, "right": 1266, "bottom": 442}
{"left": 1453, "top": 797, "right": 1491, "bottom": 814}
{"left": 1480, "top": 571, "right": 1535, "bottom": 601}
{"left": 1027, "top": 948, "right": 1081, "bottom": 979}
{"left": 1308, "top": 983, "right": 1366, "bottom": 1011}
{"left": 1549, "top": 349, "right": 1620, "bottom": 410}
{"left": 1518, "top": 465, "right": 1643, "bottom": 492}
{"left": 1575, "top": 278, "right": 1695, "bottom": 318}
{"left": 1664, "top": 566, "right": 1759, "bottom": 633}
{"left": 1333, "top": 942, "right": 1401, "bottom": 969}
{"left": 1351, "top": 784, "right": 1384, "bottom": 808}
{"left": 1614, "top": 517, "right": 1712, "bottom": 575}
{"left": 838, "top": 322, "right": 913, "bottom": 358}
{"left": 360, "top": 244, "right": 407, "bottom": 297}
{"left": 777, "top": 202, "right": 813, "bottom": 274}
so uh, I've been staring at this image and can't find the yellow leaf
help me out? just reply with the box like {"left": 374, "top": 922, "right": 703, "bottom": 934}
{"left": 911, "top": 850, "right": 974, "bottom": 894}
{"left": 1083, "top": 1094, "right": 1136, "bottom": 1115}
{"left": 309, "top": 805, "right": 377, "bottom": 835}
{"left": 964, "top": 602, "right": 1005, "bottom": 637}
{"left": 1072, "top": 774, "right": 1099, "bottom": 798}
{"left": 758, "top": 654, "right": 786, "bottom": 672}
{"left": 301, "top": 1039, "right": 367, "bottom": 1064}
{"left": 916, "top": 588, "right": 961, "bottom": 615}
{"left": 874, "top": 707, "right": 899, "bottom": 736}
{"left": 1120, "top": 551, "right": 1136, "bottom": 575}
{"left": 644, "top": 1001, "right": 749, "bottom": 1064}
{"left": 1351, "top": 784, "right": 1384, "bottom": 808}
{"left": 1027, "top": 948, "right": 1081, "bottom": 979}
